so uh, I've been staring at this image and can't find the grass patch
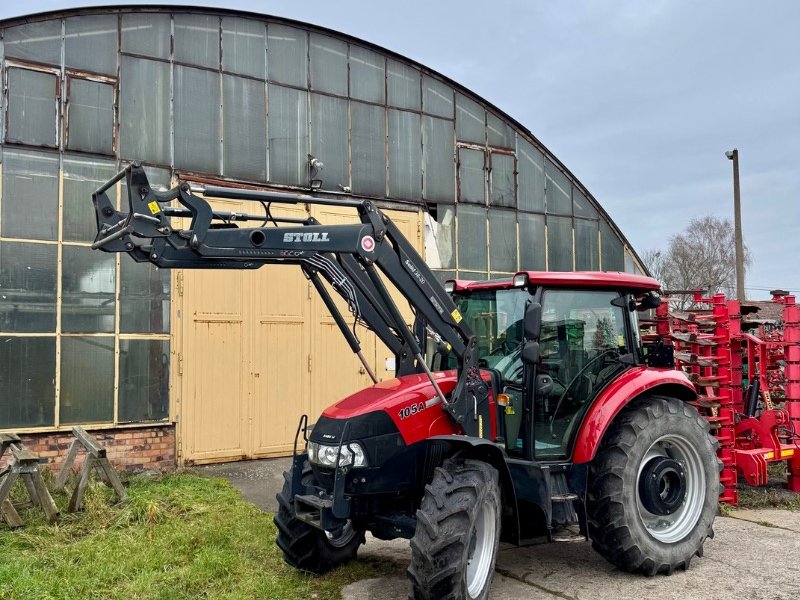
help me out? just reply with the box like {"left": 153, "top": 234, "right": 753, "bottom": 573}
{"left": 0, "top": 473, "right": 394, "bottom": 600}
{"left": 735, "top": 462, "right": 800, "bottom": 510}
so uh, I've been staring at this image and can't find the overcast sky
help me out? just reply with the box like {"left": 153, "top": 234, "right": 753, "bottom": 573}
{"left": 2, "top": 1, "right": 798, "bottom": 299}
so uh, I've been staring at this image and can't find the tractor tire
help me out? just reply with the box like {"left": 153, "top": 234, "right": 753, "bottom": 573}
{"left": 274, "top": 462, "right": 364, "bottom": 574}
{"left": 408, "top": 458, "right": 501, "bottom": 600}
{"left": 586, "top": 395, "right": 720, "bottom": 576}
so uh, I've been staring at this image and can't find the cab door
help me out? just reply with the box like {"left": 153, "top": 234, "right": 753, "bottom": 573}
{"left": 532, "top": 289, "right": 630, "bottom": 459}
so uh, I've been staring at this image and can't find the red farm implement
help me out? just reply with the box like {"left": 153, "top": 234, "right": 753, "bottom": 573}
{"left": 643, "top": 290, "right": 800, "bottom": 504}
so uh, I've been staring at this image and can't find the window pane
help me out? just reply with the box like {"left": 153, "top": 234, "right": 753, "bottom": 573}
{"left": 489, "top": 209, "right": 517, "bottom": 272}
{"left": 222, "top": 17, "right": 266, "bottom": 79}
{"left": 387, "top": 60, "right": 420, "bottom": 110}
{"left": 519, "top": 212, "right": 546, "bottom": 271}
{"left": 351, "top": 101, "right": 385, "bottom": 196}
{"left": 268, "top": 84, "right": 308, "bottom": 186}
{"left": 490, "top": 152, "right": 515, "bottom": 208}
{"left": 426, "top": 205, "right": 455, "bottom": 269}
{"left": 487, "top": 112, "right": 514, "bottom": 149}
{"left": 67, "top": 78, "right": 114, "bottom": 154}
{"left": 459, "top": 271, "right": 488, "bottom": 281}
{"left": 175, "top": 66, "right": 221, "bottom": 174}
{"left": 119, "top": 339, "right": 169, "bottom": 422}
{"left": 121, "top": 12, "right": 171, "bottom": 59}
{"left": 63, "top": 156, "right": 117, "bottom": 243}
{"left": 119, "top": 57, "right": 171, "bottom": 165}
{"left": 0, "top": 337, "right": 55, "bottom": 428}
{"left": 456, "top": 93, "right": 484, "bottom": 144}
{"left": 174, "top": 14, "right": 219, "bottom": 69}
{"left": 573, "top": 186, "right": 598, "bottom": 219}
{"left": 120, "top": 260, "right": 170, "bottom": 333}
{"left": 388, "top": 109, "right": 421, "bottom": 199}
{"left": 60, "top": 336, "right": 114, "bottom": 424}
{"left": 268, "top": 24, "right": 307, "bottom": 87}
{"left": 458, "top": 148, "right": 485, "bottom": 204}
{"left": 431, "top": 270, "right": 455, "bottom": 285}
{"left": 310, "top": 34, "right": 347, "bottom": 96}
{"left": 545, "top": 159, "right": 571, "bottom": 215}
{"left": 1, "top": 149, "right": 59, "bottom": 240}
{"left": 547, "top": 216, "right": 573, "bottom": 272}
{"left": 457, "top": 204, "right": 487, "bottom": 271}
{"left": 601, "top": 221, "right": 625, "bottom": 271}
{"left": 0, "top": 241, "right": 57, "bottom": 332}
{"left": 575, "top": 219, "right": 599, "bottom": 271}
{"left": 310, "top": 94, "right": 348, "bottom": 192}
{"left": 61, "top": 246, "right": 115, "bottom": 333}
{"left": 349, "top": 45, "right": 384, "bottom": 104}
{"left": 4, "top": 21, "right": 61, "bottom": 64}
{"left": 423, "top": 75, "right": 453, "bottom": 118}
{"left": 223, "top": 74, "right": 266, "bottom": 180}
{"left": 518, "top": 138, "right": 544, "bottom": 212}
{"left": 65, "top": 15, "right": 118, "bottom": 75}
{"left": 120, "top": 165, "right": 172, "bottom": 207}
{"left": 423, "top": 116, "right": 454, "bottom": 203}
{"left": 6, "top": 68, "right": 57, "bottom": 147}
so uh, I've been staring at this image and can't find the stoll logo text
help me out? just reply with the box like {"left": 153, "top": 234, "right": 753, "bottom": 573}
{"left": 283, "top": 232, "right": 330, "bottom": 243}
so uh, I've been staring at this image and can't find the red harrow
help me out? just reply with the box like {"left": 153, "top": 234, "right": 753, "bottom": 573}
{"left": 643, "top": 291, "right": 800, "bottom": 504}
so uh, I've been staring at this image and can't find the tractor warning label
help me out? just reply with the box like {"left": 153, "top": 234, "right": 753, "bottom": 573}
{"left": 148, "top": 201, "right": 161, "bottom": 215}
{"left": 451, "top": 309, "right": 463, "bottom": 323}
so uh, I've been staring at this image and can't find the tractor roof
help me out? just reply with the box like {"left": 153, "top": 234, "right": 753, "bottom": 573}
{"left": 449, "top": 271, "right": 661, "bottom": 294}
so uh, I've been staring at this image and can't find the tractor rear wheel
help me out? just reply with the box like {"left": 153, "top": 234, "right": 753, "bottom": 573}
{"left": 408, "top": 458, "right": 501, "bottom": 600}
{"left": 587, "top": 395, "right": 720, "bottom": 575}
{"left": 274, "top": 463, "right": 364, "bottom": 574}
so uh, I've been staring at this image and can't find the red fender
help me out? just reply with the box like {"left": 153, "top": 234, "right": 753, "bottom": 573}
{"left": 571, "top": 367, "right": 697, "bottom": 464}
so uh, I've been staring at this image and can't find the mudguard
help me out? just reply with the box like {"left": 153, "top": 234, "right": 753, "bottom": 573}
{"left": 427, "top": 435, "right": 520, "bottom": 545}
{"left": 571, "top": 367, "right": 696, "bottom": 464}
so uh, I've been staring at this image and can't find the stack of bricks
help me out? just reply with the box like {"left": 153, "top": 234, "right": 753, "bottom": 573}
{"left": 0, "top": 425, "right": 176, "bottom": 473}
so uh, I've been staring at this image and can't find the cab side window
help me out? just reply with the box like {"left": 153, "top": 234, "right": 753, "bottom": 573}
{"left": 535, "top": 290, "right": 627, "bottom": 458}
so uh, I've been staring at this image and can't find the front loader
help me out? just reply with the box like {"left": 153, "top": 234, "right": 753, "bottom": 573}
{"left": 92, "top": 163, "right": 720, "bottom": 600}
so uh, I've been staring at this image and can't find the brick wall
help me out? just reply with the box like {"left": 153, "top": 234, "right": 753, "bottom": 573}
{"left": 0, "top": 425, "right": 176, "bottom": 473}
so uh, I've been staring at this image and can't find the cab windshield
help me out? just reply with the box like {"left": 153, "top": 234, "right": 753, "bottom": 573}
{"left": 451, "top": 288, "right": 530, "bottom": 385}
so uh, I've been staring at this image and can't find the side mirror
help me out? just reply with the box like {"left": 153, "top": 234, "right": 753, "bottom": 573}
{"left": 521, "top": 341, "right": 540, "bottom": 365}
{"left": 637, "top": 292, "right": 662, "bottom": 311}
{"left": 524, "top": 302, "right": 542, "bottom": 340}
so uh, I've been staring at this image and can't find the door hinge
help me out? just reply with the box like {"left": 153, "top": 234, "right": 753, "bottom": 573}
{"left": 178, "top": 353, "right": 184, "bottom": 376}
{"left": 176, "top": 271, "right": 184, "bottom": 297}
{"left": 307, "top": 354, "right": 312, "bottom": 373}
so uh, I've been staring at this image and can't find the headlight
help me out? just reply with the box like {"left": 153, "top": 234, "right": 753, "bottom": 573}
{"left": 308, "top": 441, "right": 368, "bottom": 468}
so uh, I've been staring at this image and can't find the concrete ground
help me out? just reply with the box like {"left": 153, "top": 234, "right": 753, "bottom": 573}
{"left": 196, "top": 458, "right": 800, "bottom": 600}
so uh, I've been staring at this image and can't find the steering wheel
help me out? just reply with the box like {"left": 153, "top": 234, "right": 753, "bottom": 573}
{"left": 489, "top": 338, "right": 514, "bottom": 356}
{"left": 548, "top": 348, "right": 619, "bottom": 429}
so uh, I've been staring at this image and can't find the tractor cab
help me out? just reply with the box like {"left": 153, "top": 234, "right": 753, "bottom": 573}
{"left": 440, "top": 271, "right": 661, "bottom": 461}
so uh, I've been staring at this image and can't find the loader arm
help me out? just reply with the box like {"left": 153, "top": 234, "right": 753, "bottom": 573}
{"left": 91, "top": 163, "right": 486, "bottom": 435}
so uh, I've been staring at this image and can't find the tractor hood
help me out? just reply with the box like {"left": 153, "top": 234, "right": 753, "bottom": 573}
{"left": 319, "top": 370, "right": 490, "bottom": 445}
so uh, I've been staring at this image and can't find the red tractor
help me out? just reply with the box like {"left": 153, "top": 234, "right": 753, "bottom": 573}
{"left": 92, "top": 164, "right": 720, "bottom": 600}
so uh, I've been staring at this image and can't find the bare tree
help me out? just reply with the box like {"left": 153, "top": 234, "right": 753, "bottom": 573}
{"left": 642, "top": 216, "right": 750, "bottom": 309}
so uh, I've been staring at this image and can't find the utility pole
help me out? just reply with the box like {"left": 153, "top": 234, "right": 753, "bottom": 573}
{"left": 725, "top": 148, "right": 745, "bottom": 300}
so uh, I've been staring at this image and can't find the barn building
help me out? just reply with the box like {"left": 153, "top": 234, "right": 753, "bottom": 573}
{"left": 0, "top": 6, "right": 645, "bottom": 468}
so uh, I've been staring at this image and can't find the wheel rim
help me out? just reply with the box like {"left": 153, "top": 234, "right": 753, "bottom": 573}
{"left": 325, "top": 520, "right": 357, "bottom": 548}
{"left": 466, "top": 502, "right": 496, "bottom": 598}
{"left": 636, "top": 433, "right": 705, "bottom": 543}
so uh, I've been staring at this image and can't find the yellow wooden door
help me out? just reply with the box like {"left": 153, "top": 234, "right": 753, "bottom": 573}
{"left": 178, "top": 196, "right": 250, "bottom": 464}
{"left": 177, "top": 200, "right": 422, "bottom": 464}
{"left": 250, "top": 203, "right": 312, "bottom": 457}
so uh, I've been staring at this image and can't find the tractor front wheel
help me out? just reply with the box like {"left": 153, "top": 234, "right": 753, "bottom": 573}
{"left": 274, "top": 463, "right": 364, "bottom": 574}
{"left": 587, "top": 395, "right": 720, "bottom": 575}
{"left": 408, "top": 458, "right": 501, "bottom": 600}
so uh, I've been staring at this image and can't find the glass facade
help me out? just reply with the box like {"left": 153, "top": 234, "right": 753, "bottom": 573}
{"left": 0, "top": 8, "right": 642, "bottom": 431}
